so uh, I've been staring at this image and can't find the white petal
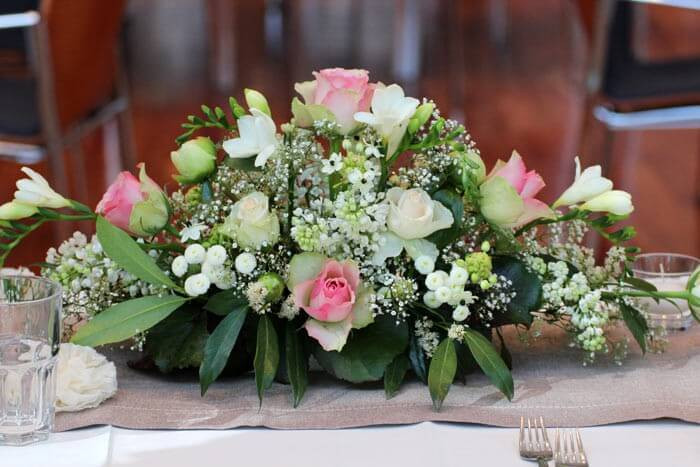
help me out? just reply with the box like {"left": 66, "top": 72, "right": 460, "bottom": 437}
{"left": 354, "top": 112, "right": 378, "bottom": 125}
{"left": 222, "top": 138, "right": 258, "bottom": 158}
{"left": 371, "top": 232, "right": 404, "bottom": 265}
{"left": 254, "top": 144, "right": 276, "bottom": 167}
{"left": 20, "top": 167, "right": 50, "bottom": 187}
{"left": 404, "top": 238, "right": 439, "bottom": 262}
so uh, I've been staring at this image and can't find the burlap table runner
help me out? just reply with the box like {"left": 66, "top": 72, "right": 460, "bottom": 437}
{"left": 56, "top": 324, "right": 700, "bottom": 431}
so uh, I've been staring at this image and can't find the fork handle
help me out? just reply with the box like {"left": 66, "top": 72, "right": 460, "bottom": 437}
{"left": 537, "top": 457, "right": 549, "bottom": 467}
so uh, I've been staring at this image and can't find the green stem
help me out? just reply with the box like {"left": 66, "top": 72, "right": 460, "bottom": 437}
{"left": 0, "top": 219, "right": 47, "bottom": 267}
{"left": 55, "top": 213, "right": 96, "bottom": 222}
{"left": 603, "top": 290, "right": 690, "bottom": 300}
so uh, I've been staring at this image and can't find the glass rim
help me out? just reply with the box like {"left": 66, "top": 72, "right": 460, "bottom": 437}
{"left": 631, "top": 252, "right": 700, "bottom": 277}
{"left": 0, "top": 274, "right": 62, "bottom": 305}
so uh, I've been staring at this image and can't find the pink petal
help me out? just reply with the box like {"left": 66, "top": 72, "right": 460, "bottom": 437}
{"left": 492, "top": 152, "right": 527, "bottom": 193}
{"left": 304, "top": 301, "right": 354, "bottom": 323}
{"left": 519, "top": 170, "right": 546, "bottom": 199}
{"left": 512, "top": 198, "right": 554, "bottom": 228}
{"left": 321, "top": 89, "right": 361, "bottom": 133}
{"left": 293, "top": 279, "right": 316, "bottom": 310}
{"left": 304, "top": 317, "right": 353, "bottom": 352}
{"left": 341, "top": 260, "right": 360, "bottom": 291}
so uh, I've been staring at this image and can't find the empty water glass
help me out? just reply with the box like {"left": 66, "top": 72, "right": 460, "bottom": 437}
{"left": 0, "top": 275, "right": 61, "bottom": 446}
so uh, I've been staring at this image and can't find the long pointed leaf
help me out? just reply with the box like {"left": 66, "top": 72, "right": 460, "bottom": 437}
{"left": 285, "top": 322, "right": 308, "bottom": 407}
{"left": 254, "top": 315, "right": 279, "bottom": 406}
{"left": 71, "top": 295, "right": 188, "bottom": 347}
{"left": 384, "top": 354, "right": 410, "bottom": 399}
{"left": 199, "top": 303, "right": 249, "bottom": 395}
{"left": 620, "top": 302, "right": 648, "bottom": 354}
{"left": 428, "top": 338, "right": 457, "bottom": 411}
{"left": 463, "top": 329, "right": 514, "bottom": 400}
{"left": 96, "top": 216, "right": 179, "bottom": 290}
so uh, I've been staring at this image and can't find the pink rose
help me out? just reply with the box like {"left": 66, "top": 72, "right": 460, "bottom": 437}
{"left": 96, "top": 171, "right": 142, "bottom": 232}
{"left": 294, "top": 68, "right": 376, "bottom": 134}
{"left": 288, "top": 253, "right": 373, "bottom": 352}
{"left": 96, "top": 164, "right": 169, "bottom": 236}
{"left": 480, "top": 151, "right": 554, "bottom": 228}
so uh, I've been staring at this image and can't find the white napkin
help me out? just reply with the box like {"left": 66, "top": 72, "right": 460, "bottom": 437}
{"left": 55, "top": 343, "right": 118, "bottom": 412}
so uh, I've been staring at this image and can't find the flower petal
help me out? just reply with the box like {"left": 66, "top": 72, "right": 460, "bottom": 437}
{"left": 492, "top": 151, "right": 527, "bottom": 193}
{"left": 371, "top": 232, "right": 405, "bottom": 265}
{"left": 519, "top": 170, "right": 546, "bottom": 199}
{"left": 304, "top": 317, "right": 353, "bottom": 352}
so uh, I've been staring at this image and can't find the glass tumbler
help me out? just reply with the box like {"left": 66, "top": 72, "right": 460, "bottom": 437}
{"left": 0, "top": 276, "right": 61, "bottom": 446}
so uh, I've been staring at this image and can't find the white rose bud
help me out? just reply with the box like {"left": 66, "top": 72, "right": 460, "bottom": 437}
{"left": 184, "top": 244, "right": 206, "bottom": 264}
{"left": 435, "top": 286, "right": 452, "bottom": 304}
{"left": 384, "top": 187, "right": 454, "bottom": 240}
{"left": 234, "top": 252, "right": 257, "bottom": 274}
{"left": 222, "top": 192, "right": 280, "bottom": 249}
{"left": 425, "top": 271, "right": 449, "bottom": 291}
{"left": 171, "top": 256, "right": 188, "bottom": 277}
{"left": 184, "top": 273, "right": 210, "bottom": 297}
{"left": 423, "top": 291, "right": 441, "bottom": 309}
{"left": 414, "top": 255, "right": 435, "bottom": 275}
{"left": 206, "top": 245, "right": 228, "bottom": 266}
{"left": 452, "top": 305, "right": 470, "bottom": 322}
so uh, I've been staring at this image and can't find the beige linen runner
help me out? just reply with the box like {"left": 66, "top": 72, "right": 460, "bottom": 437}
{"left": 57, "top": 325, "right": 700, "bottom": 431}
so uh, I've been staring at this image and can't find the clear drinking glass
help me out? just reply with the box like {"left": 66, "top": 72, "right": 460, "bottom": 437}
{"left": 0, "top": 275, "right": 61, "bottom": 446}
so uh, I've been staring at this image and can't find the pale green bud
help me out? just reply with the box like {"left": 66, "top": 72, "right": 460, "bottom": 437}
{"left": 244, "top": 88, "right": 271, "bottom": 116}
{"left": 128, "top": 164, "right": 170, "bottom": 237}
{"left": 407, "top": 102, "right": 434, "bottom": 134}
{"left": 171, "top": 137, "right": 216, "bottom": 184}
{"left": 258, "top": 272, "right": 285, "bottom": 303}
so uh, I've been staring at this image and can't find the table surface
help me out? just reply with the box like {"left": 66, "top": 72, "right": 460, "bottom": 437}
{"left": 3, "top": 420, "right": 699, "bottom": 467}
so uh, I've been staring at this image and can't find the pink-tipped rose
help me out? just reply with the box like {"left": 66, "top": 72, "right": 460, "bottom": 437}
{"left": 96, "top": 164, "right": 169, "bottom": 236}
{"left": 293, "top": 68, "right": 376, "bottom": 134}
{"left": 479, "top": 151, "right": 554, "bottom": 228}
{"left": 288, "top": 253, "right": 373, "bottom": 352}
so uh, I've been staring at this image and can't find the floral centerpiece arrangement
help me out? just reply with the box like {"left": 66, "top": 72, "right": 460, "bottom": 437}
{"left": 1, "top": 68, "right": 698, "bottom": 410}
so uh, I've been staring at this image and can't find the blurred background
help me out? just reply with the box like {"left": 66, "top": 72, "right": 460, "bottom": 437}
{"left": 0, "top": 0, "right": 698, "bottom": 266}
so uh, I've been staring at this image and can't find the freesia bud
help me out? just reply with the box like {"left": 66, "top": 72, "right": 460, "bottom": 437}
{"left": 407, "top": 102, "right": 434, "bottom": 134}
{"left": 14, "top": 167, "right": 70, "bottom": 209}
{"left": 244, "top": 88, "right": 271, "bottom": 116}
{"left": 553, "top": 157, "right": 613, "bottom": 208}
{"left": 580, "top": 190, "right": 634, "bottom": 216}
{"left": 0, "top": 201, "right": 37, "bottom": 220}
{"left": 171, "top": 137, "right": 216, "bottom": 184}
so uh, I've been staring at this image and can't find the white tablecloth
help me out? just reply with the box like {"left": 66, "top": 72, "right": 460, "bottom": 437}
{"left": 2, "top": 420, "right": 699, "bottom": 466}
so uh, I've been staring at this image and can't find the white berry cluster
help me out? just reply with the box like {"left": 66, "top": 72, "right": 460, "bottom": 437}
{"left": 171, "top": 243, "right": 235, "bottom": 296}
{"left": 423, "top": 264, "right": 476, "bottom": 322}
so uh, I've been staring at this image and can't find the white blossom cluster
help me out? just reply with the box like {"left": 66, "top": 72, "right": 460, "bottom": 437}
{"left": 170, "top": 243, "right": 236, "bottom": 296}
{"left": 414, "top": 317, "right": 440, "bottom": 357}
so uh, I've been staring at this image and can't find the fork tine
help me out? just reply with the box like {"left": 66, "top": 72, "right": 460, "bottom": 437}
{"left": 519, "top": 416, "right": 524, "bottom": 446}
{"left": 527, "top": 417, "right": 533, "bottom": 448}
{"left": 569, "top": 429, "right": 576, "bottom": 460}
{"left": 576, "top": 429, "right": 587, "bottom": 463}
{"left": 555, "top": 428, "right": 560, "bottom": 459}
{"left": 539, "top": 416, "right": 550, "bottom": 447}
{"left": 534, "top": 418, "right": 541, "bottom": 447}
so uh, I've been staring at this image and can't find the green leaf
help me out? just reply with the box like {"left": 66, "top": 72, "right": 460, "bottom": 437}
{"left": 285, "top": 322, "right": 308, "bottom": 407}
{"left": 384, "top": 354, "right": 410, "bottom": 399}
{"left": 408, "top": 331, "right": 428, "bottom": 383}
{"left": 428, "top": 338, "right": 457, "bottom": 411}
{"left": 204, "top": 290, "right": 247, "bottom": 316}
{"left": 254, "top": 315, "right": 280, "bottom": 405}
{"left": 620, "top": 302, "right": 648, "bottom": 354}
{"left": 426, "top": 189, "right": 464, "bottom": 248}
{"left": 199, "top": 303, "right": 249, "bottom": 395}
{"left": 622, "top": 276, "right": 658, "bottom": 293}
{"left": 313, "top": 316, "right": 408, "bottom": 383}
{"left": 492, "top": 256, "right": 542, "bottom": 326}
{"left": 146, "top": 307, "right": 208, "bottom": 372}
{"left": 71, "top": 295, "right": 188, "bottom": 347}
{"left": 463, "top": 329, "right": 514, "bottom": 400}
{"left": 96, "top": 216, "right": 179, "bottom": 290}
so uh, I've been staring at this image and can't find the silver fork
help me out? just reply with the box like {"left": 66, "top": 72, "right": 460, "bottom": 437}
{"left": 554, "top": 428, "right": 589, "bottom": 467}
{"left": 519, "top": 416, "right": 553, "bottom": 466}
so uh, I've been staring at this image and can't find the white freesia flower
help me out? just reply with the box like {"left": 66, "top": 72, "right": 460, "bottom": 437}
{"left": 553, "top": 157, "right": 614, "bottom": 208}
{"left": 580, "top": 190, "right": 634, "bottom": 216}
{"left": 14, "top": 167, "right": 70, "bottom": 209}
{"left": 222, "top": 109, "right": 279, "bottom": 167}
{"left": 180, "top": 224, "right": 207, "bottom": 242}
{"left": 354, "top": 84, "right": 419, "bottom": 156}
{"left": 55, "top": 343, "right": 117, "bottom": 412}
{"left": 184, "top": 244, "right": 206, "bottom": 264}
{"left": 0, "top": 201, "right": 37, "bottom": 220}
{"left": 184, "top": 273, "right": 210, "bottom": 296}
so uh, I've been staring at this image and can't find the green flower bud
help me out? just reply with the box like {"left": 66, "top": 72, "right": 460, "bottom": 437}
{"left": 244, "top": 88, "right": 271, "bottom": 116}
{"left": 171, "top": 137, "right": 217, "bottom": 185}
{"left": 407, "top": 102, "right": 434, "bottom": 134}
{"left": 128, "top": 164, "right": 170, "bottom": 237}
{"left": 0, "top": 201, "right": 37, "bottom": 220}
{"left": 258, "top": 272, "right": 285, "bottom": 303}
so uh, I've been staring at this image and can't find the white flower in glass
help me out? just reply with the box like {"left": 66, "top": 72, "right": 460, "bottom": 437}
{"left": 184, "top": 273, "right": 211, "bottom": 296}
{"left": 180, "top": 224, "right": 207, "bottom": 242}
{"left": 553, "top": 157, "right": 614, "bottom": 208}
{"left": 222, "top": 109, "right": 279, "bottom": 167}
{"left": 354, "top": 84, "right": 420, "bottom": 156}
{"left": 14, "top": 167, "right": 70, "bottom": 208}
{"left": 55, "top": 343, "right": 117, "bottom": 412}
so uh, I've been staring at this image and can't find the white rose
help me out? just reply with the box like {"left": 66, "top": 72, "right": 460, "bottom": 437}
{"left": 235, "top": 252, "right": 257, "bottom": 274}
{"left": 184, "top": 273, "right": 211, "bottom": 296}
{"left": 184, "top": 244, "right": 206, "bottom": 264}
{"left": 55, "top": 343, "right": 117, "bottom": 412}
{"left": 385, "top": 187, "right": 453, "bottom": 240}
{"left": 206, "top": 245, "right": 228, "bottom": 266}
{"left": 224, "top": 192, "right": 280, "bottom": 249}
{"left": 171, "top": 256, "right": 188, "bottom": 277}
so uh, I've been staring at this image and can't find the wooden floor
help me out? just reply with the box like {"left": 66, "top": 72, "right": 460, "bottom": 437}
{"left": 1, "top": 0, "right": 698, "bottom": 267}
